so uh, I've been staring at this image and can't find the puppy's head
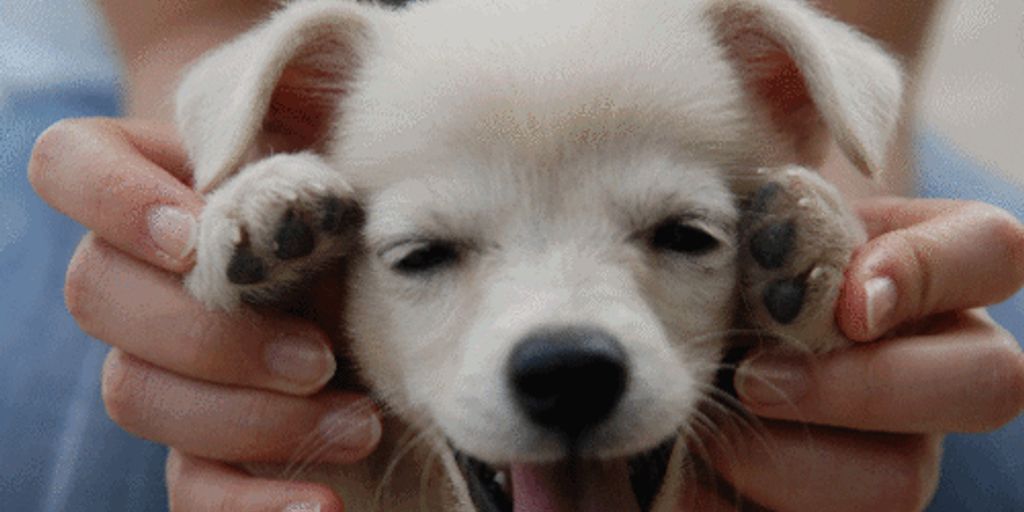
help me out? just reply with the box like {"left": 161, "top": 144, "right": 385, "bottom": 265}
{"left": 176, "top": 0, "right": 902, "bottom": 510}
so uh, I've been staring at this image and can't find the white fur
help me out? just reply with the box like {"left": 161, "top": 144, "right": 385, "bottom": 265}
{"left": 175, "top": 1, "right": 903, "bottom": 510}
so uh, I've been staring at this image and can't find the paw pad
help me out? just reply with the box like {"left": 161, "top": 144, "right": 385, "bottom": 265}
{"left": 222, "top": 195, "right": 360, "bottom": 287}
{"left": 274, "top": 210, "right": 316, "bottom": 260}
{"left": 762, "top": 277, "right": 806, "bottom": 324}
{"left": 749, "top": 220, "right": 795, "bottom": 270}
{"left": 227, "top": 243, "right": 267, "bottom": 285}
{"left": 745, "top": 181, "right": 782, "bottom": 214}
{"left": 186, "top": 153, "right": 362, "bottom": 310}
{"left": 321, "top": 196, "right": 364, "bottom": 234}
{"left": 738, "top": 167, "right": 865, "bottom": 352}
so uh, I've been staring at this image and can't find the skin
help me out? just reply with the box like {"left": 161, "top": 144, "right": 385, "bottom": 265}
{"left": 25, "top": 0, "right": 1024, "bottom": 509}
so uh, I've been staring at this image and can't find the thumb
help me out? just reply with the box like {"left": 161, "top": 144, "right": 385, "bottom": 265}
{"left": 839, "top": 200, "right": 1024, "bottom": 341}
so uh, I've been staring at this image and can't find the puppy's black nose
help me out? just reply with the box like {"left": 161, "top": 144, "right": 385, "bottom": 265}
{"left": 508, "top": 327, "right": 628, "bottom": 439}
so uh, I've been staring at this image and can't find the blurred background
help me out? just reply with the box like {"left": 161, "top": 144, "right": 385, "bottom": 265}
{"left": 922, "top": 0, "right": 1024, "bottom": 184}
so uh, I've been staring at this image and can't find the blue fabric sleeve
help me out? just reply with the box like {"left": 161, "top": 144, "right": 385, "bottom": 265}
{"left": 916, "top": 133, "right": 1024, "bottom": 512}
{"left": 1, "top": 2, "right": 168, "bottom": 509}
{"left": 0, "top": 88, "right": 170, "bottom": 510}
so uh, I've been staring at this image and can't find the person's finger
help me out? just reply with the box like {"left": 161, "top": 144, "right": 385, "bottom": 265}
{"left": 840, "top": 199, "right": 1024, "bottom": 341}
{"left": 735, "top": 310, "right": 1024, "bottom": 433}
{"left": 66, "top": 234, "right": 337, "bottom": 395}
{"left": 28, "top": 117, "right": 202, "bottom": 273}
{"left": 166, "top": 450, "right": 345, "bottom": 512}
{"left": 706, "top": 421, "right": 941, "bottom": 512}
{"left": 854, "top": 197, "right": 963, "bottom": 238}
{"left": 103, "top": 349, "right": 381, "bottom": 464}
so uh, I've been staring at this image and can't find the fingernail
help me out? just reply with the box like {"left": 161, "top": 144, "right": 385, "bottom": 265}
{"left": 865, "top": 276, "right": 898, "bottom": 335}
{"left": 736, "top": 355, "right": 810, "bottom": 406}
{"left": 284, "top": 503, "right": 320, "bottom": 512}
{"left": 318, "top": 405, "right": 382, "bottom": 456}
{"left": 147, "top": 205, "right": 196, "bottom": 260}
{"left": 264, "top": 335, "right": 336, "bottom": 391}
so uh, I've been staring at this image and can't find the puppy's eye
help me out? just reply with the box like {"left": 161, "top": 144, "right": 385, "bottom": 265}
{"left": 392, "top": 241, "right": 460, "bottom": 275}
{"left": 649, "top": 220, "right": 720, "bottom": 255}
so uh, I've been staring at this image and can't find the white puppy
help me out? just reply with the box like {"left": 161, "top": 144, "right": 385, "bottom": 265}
{"left": 175, "top": 0, "right": 902, "bottom": 510}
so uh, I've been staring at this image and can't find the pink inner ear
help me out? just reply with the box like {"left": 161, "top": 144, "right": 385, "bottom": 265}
{"left": 749, "top": 53, "right": 813, "bottom": 135}
{"left": 260, "top": 38, "right": 357, "bottom": 155}
{"left": 263, "top": 72, "right": 345, "bottom": 154}
{"left": 723, "top": 24, "right": 817, "bottom": 138}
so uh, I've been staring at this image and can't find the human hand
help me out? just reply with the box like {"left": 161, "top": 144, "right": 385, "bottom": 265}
{"left": 29, "top": 118, "right": 381, "bottom": 511}
{"left": 687, "top": 197, "right": 1024, "bottom": 511}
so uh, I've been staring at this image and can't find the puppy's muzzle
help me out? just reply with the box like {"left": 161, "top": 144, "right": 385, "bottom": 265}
{"left": 457, "top": 327, "right": 677, "bottom": 512}
{"left": 508, "top": 326, "right": 629, "bottom": 444}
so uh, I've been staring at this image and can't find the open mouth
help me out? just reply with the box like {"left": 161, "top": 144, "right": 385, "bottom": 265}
{"left": 454, "top": 438, "right": 677, "bottom": 512}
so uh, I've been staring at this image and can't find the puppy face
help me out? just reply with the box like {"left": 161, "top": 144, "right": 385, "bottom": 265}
{"left": 349, "top": 145, "right": 739, "bottom": 462}
{"left": 326, "top": 1, "right": 762, "bottom": 479}
{"left": 175, "top": 0, "right": 902, "bottom": 510}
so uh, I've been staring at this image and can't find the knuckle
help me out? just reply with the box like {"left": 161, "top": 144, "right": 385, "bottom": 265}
{"left": 64, "top": 236, "right": 102, "bottom": 330}
{"left": 958, "top": 201, "right": 1013, "bottom": 226}
{"left": 986, "top": 209, "right": 1024, "bottom": 280}
{"left": 165, "top": 452, "right": 230, "bottom": 512}
{"left": 64, "top": 236, "right": 120, "bottom": 335}
{"left": 974, "top": 201, "right": 1022, "bottom": 232}
{"left": 1011, "top": 349, "right": 1024, "bottom": 413}
{"left": 28, "top": 119, "right": 87, "bottom": 189}
{"left": 29, "top": 118, "right": 113, "bottom": 190}
{"left": 164, "top": 451, "right": 185, "bottom": 488}
{"left": 100, "top": 350, "right": 146, "bottom": 434}
{"left": 975, "top": 335, "right": 1024, "bottom": 431}
{"left": 961, "top": 202, "right": 1024, "bottom": 263}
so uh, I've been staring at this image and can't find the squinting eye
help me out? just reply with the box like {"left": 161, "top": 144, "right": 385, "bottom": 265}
{"left": 392, "top": 242, "right": 460, "bottom": 275}
{"left": 649, "top": 220, "right": 720, "bottom": 255}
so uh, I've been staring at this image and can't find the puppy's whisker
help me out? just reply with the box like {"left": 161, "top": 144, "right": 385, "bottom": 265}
{"left": 732, "top": 365, "right": 814, "bottom": 422}
{"left": 373, "top": 423, "right": 442, "bottom": 511}
{"left": 673, "top": 424, "right": 703, "bottom": 501}
{"left": 280, "top": 399, "right": 375, "bottom": 480}
{"left": 677, "top": 422, "right": 711, "bottom": 483}
{"left": 282, "top": 398, "right": 378, "bottom": 481}
{"left": 714, "top": 367, "right": 825, "bottom": 464}
{"left": 701, "top": 392, "right": 775, "bottom": 467}
{"left": 687, "top": 413, "right": 735, "bottom": 505}
{"left": 690, "top": 410, "right": 732, "bottom": 466}
{"left": 418, "top": 439, "right": 447, "bottom": 512}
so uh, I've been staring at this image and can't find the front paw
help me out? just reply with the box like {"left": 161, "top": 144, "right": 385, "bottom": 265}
{"left": 740, "top": 167, "right": 866, "bottom": 353}
{"left": 186, "top": 153, "right": 363, "bottom": 309}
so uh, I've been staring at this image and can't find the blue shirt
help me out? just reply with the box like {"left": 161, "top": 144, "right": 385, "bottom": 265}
{"left": 1, "top": 2, "right": 1021, "bottom": 510}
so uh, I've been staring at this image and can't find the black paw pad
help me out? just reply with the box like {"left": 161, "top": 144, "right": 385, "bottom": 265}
{"left": 321, "top": 197, "right": 364, "bottom": 234}
{"left": 227, "top": 245, "right": 267, "bottom": 284}
{"left": 750, "top": 220, "right": 796, "bottom": 269}
{"left": 274, "top": 210, "right": 316, "bottom": 260}
{"left": 745, "top": 182, "right": 782, "bottom": 214}
{"left": 763, "top": 278, "right": 806, "bottom": 324}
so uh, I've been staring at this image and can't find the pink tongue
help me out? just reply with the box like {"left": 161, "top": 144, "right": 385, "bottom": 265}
{"left": 511, "top": 461, "right": 641, "bottom": 512}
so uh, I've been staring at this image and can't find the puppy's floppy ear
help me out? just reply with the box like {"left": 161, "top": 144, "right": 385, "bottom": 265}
{"left": 175, "top": 1, "right": 379, "bottom": 193}
{"left": 705, "top": 0, "right": 903, "bottom": 176}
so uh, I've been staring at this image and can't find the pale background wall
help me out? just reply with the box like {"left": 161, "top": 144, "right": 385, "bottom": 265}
{"left": 920, "top": 0, "right": 1024, "bottom": 184}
